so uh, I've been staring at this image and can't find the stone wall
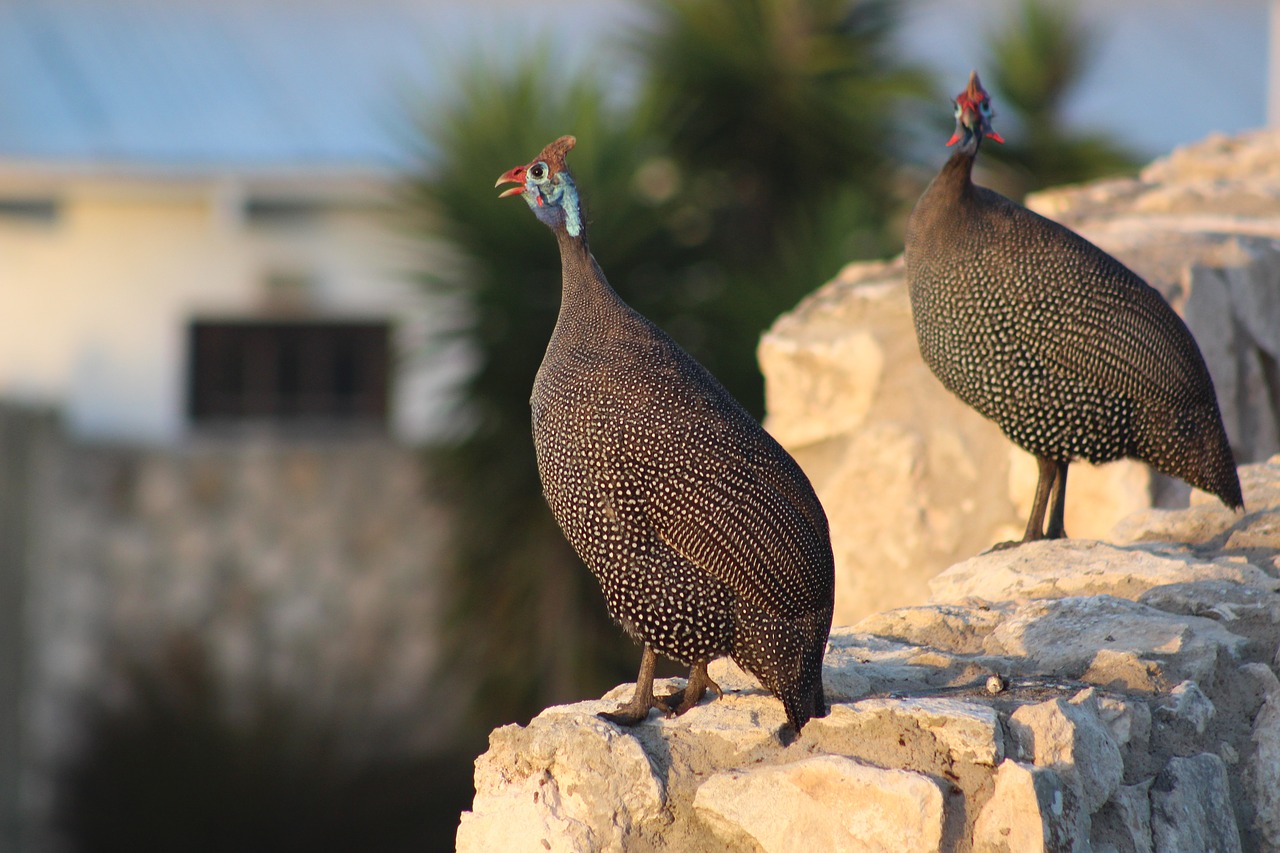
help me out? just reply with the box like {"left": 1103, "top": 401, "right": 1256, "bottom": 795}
{"left": 0, "top": 405, "right": 450, "bottom": 848}
{"left": 457, "top": 458, "right": 1280, "bottom": 852}
{"left": 763, "top": 130, "right": 1280, "bottom": 625}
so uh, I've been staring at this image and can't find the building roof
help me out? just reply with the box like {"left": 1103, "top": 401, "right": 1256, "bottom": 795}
{"left": 0, "top": 0, "right": 446, "bottom": 177}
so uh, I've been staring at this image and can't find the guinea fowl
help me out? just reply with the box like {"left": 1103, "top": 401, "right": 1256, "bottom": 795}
{"left": 904, "top": 73, "right": 1243, "bottom": 546}
{"left": 496, "top": 136, "right": 834, "bottom": 733}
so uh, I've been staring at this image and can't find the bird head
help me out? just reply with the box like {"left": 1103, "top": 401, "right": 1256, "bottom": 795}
{"left": 495, "top": 135, "right": 583, "bottom": 237}
{"left": 947, "top": 71, "right": 1004, "bottom": 150}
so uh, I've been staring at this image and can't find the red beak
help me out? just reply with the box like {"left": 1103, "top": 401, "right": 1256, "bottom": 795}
{"left": 495, "top": 165, "right": 527, "bottom": 198}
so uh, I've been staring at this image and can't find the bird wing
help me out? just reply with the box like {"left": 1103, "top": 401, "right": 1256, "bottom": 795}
{"left": 986, "top": 196, "right": 1212, "bottom": 404}
{"left": 593, "top": 335, "right": 833, "bottom": 621}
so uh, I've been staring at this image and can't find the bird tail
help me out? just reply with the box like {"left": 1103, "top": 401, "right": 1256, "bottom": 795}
{"left": 734, "top": 603, "right": 832, "bottom": 734}
{"left": 1140, "top": 403, "right": 1243, "bottom": 510}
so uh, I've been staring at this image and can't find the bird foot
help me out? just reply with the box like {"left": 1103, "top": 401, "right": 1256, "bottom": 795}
{"left": 597, "top": 696, "right": 662, "bottom": 726}
{"left": 984, "top": 539, "right": 1025, "bottom": 554}
{"left": 662, "top": 672, "right": 723, "bottom": 717}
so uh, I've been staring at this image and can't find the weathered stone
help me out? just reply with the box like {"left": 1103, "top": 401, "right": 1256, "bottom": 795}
{"left": 457, "top": 713, "right": 665, "bottom": 853}
{"left": 694, "top": 755, "right": 945, "bottom": 853}
{"left": 1109, "top": 505, "right": 1237, "bottom": 546}
{"left": 813, "top": 697, "right": 1004, "bottom": 768}
{"left": 1237, "top": 662, "right": 1280, "bottom": 717}
{"left": 1157, "top": 681, "right": 1216, "bottom": 735}
{"left": 1138, "top": 579, "right": 1280, "bottom": 625}
{"left": 1008, "top": 692, "right": 1123, "bottom": 813}
{"left": 854, "top": 602, "right": 1010, "bottom": 655}
{"left": 929, "top": 539, "right": 1274, "bottom": 605}
{"left": 972, "top": 760, "right": 1087, "bottom": 853}
{"left": 1090, "top": 781, "right": 1154, "bottom": 853}
{"left": 1094, "top": 692, "right": 1152, "bottom": 765}
{"left": 1083, "top": 648, "right": 1167, "bottom": 693}
{"left": 1149, "top": 753, "right": 1242, "bottom": 853}
{"left": 985, "top": 596, "right": 1246, "bottom": 686}
{"left": 1249, "top": 672, "right": 1280, "bottom": 848}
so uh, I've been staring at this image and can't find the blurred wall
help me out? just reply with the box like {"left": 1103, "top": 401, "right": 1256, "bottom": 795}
{"left": 0, "top": 402, "right": 453, "bottom": 850}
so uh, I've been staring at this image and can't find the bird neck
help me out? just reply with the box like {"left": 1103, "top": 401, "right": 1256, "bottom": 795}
{"left": 937, "top": 144, "right": 979, "bottom": 201}
{"left": 555, "top": 227, "right": 616, "bottom": 312}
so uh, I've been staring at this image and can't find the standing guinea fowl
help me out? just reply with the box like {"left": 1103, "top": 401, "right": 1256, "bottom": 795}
{"left": 905, "top": 72, "right": 1243, "bottom": 545}
{"left": 496, "top": 136, "right": 834, "bottom": 734}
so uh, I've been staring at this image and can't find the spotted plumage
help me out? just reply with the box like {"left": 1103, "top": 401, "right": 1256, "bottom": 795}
{"left": 496, "top": 136, "right": 834, "bottom": 733}
{"left": 905, "top": 73, "right": 1243, "bottom": 545}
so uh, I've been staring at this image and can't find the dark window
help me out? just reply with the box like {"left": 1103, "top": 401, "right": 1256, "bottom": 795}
{"left": 0, "top": 198, "right": 59, "bottom": 224}
{"left": 187, "top": 321, "right": 390, "bottom": 426}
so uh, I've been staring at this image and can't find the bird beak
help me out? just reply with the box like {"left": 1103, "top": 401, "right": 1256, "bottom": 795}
{"left": 495, "top": 165, "right": 527, "bottom": 198}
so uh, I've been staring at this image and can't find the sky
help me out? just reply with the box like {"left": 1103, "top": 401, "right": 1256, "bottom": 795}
{"left": 0, "top": 0, "right": 1266, "bottom": 169}
{"left": 444, "top": 0, "right": 1268, "bottom": 160}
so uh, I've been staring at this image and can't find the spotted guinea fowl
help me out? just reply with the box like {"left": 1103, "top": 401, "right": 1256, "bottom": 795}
{"left": 904, "top": 72, "right": 1243, "bottom": 545}
{"left": 496, "top": 136, "right": 834, "bottom": 733}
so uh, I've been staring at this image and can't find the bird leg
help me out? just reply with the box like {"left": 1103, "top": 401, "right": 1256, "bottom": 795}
{"left": 1019, "top": 455, "right": 1061, "bottom": 543}
{"left": 1045, "top": 460, "right": 1069, "bottom": 540}
{"left": 989, "top": 455, "right": 1058, "bottom": 551}
{"left": 598, "top": 645, "right": 663, "bottom": 726}
{"left": 661, "top": 661, "right": 722, "bottom": 716}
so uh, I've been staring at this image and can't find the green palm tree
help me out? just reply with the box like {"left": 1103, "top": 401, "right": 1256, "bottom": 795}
{"left": 633, "top": 0, "right": 930, "bottom": 254}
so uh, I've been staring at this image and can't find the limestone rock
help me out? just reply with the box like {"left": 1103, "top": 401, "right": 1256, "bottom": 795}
{"left": 810, "top": 696, "right": 1004, "bottom": 767}
{"left": 1149, "top": 753, "right": 1242, "bottom": 853}
{"left": 985, "top": 596, "right": 1247, "bottom": 688}
{"left": 456, "top": 713, "right": 665, "bottom": 853}
{"left": 1138, "top": 579, "right": 1280, "bottom": 625}
{"left": 1249, "top": 672, "right": 1280, "bottom": 847}
{"left": 1090, "top": 781, "right": 1154, "bottom": 853}
{"left": 1157, "top": 681, "right": 1216, "bottom": 735}
{"left": 1008, "top": 692, "right": 1123, "bottom": 813}
{"left": 972, "top": 760, "right": 1087, "bottom": 853}
{"left": 694, "top": 755, "right": 945, "bottom": 853}
{"left": 929, "top": 539, "right": 1275, "bottom": 605}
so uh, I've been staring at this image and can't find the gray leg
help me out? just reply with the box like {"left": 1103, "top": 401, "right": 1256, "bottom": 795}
{"left": 662, "top": 661, "right": 723, "bottom": 716}
{"left": 1045, "top": 461, "right": 1069, "bottom": 539}
{"left": 990, "top": 455, "right": 1057, "bottom": 551}
{"left": 598, "top": 645, "right": 662, "bottom": 726}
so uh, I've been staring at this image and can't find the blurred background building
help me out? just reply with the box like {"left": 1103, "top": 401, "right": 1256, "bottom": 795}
{"left": 0, "top": 0, "right": 1269, "bottom": 850}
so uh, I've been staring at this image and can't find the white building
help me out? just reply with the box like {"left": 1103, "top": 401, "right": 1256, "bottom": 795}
{"left": 0, "top": 0, "right": 456, "bottom": 444}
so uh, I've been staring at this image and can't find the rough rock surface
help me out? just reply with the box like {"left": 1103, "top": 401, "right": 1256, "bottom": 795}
{"left": 458, "top": 457, "right": 1280, "bottom": 852}
{"left": 761, "top": 130, "right": 1280, "bottom": 624}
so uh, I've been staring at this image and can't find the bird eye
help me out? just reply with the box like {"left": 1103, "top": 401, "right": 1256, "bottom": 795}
{"left": 529, "top": 162, "right": 547, "bottom": 180}
{"left": 980, "top": 101, "right": 993, "bottom": 117}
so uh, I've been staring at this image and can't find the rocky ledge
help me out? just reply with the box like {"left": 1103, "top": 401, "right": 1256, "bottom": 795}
{"left": 456, "top": 458, "right": 1280, "bottom": 852}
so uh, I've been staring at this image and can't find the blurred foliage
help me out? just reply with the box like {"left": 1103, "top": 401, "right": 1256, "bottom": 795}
{"left": 979, "top": 0, "right": 1141, "bottom": 197}
{"left": 632, "top": 0, "right": 930, "bottom": 253}
{"left": 56, "top": 635, "right": 472, "bottom": 852}
{"left": 407, "top": 0, "right": 1140, "bottom": 737}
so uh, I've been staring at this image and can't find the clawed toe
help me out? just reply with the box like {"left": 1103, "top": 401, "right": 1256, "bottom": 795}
{"left": 597, "top": 703, "right": 655, "bottom": 726}
{"left": 662, "top": 662, "right": 720, "bottom": 716}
